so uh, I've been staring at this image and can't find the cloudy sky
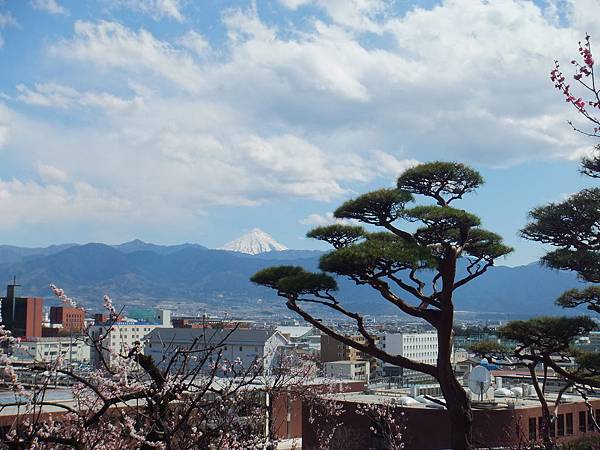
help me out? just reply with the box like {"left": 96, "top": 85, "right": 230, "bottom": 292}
{"left": 0, "top": 0, "right": 598, "bottom": 265}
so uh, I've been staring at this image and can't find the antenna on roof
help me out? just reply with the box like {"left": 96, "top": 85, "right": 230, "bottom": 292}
{"left": 468, "top": 366, "right": 491, "bottom": 402}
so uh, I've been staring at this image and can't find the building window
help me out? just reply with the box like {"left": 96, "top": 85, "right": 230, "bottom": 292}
{"left": 580, "top": 411, "right": 587, "bottom": 432}
{"left": 566, "top": 413, "right": 573, "bottom": 436}
{"left": 557, "top": 414, "right": 565, "bottom": 437}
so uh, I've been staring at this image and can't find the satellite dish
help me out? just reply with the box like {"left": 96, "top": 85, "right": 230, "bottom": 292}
{"left": 468, "top": 366, "right": 491, "bottom": 401}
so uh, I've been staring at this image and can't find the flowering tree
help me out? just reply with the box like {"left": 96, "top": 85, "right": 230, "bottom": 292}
{"left": 550, "top": 34, "right": 599, "bottom": 141}
{"left": 0, "top": 287, "right": 273, "bottom": 449}
{"left": 524, "top": 35, "right": 600, "bottom": 340}
{"left": 356, "top": 400, "right": 405, "bottom": 450}
{"left": 0, "top": 286, "right": 404, "bottom": 449}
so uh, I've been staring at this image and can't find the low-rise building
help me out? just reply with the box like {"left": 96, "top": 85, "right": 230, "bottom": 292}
{"left": 12, "top": 336, "right": 90, "bottom": 364}
{"left": 324, "top": 360, "right": 370, "bottom": 381}
{"left": 89, "top": 309, "right": 171, "bottom": 367}
{"left": 144, "top": 328, "right": 290, "bottom": 373}
{"left": 321, "top": 334, "right": 380, "bottom": 376}
{"left": 302, "top": 390, "right": 600, "bottom": 450}
{"left": 276, "top": 325, "right": 320, "bottom": 354}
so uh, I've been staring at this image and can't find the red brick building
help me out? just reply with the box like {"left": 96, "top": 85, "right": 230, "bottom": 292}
{"left": 0, "top": 283, "right": 43, "bottom": 338}
{"left": 49, "top": 306, "right": 85, "bottom": 332}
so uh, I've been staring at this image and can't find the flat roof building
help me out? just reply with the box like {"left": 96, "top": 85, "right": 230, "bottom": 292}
{"left": 49, "top": 306, "right": 85, "bottom": 332}
{"left": 145, "top": 328, "right": 290, "bottom": 373}
{"left": 0, "top": 283, "right": 43, "bottom": 338}
{"left": 302, "top": 389, "right": 600, "bottom": 450}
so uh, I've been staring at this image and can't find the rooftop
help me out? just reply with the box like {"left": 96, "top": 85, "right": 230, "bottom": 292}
{"left": 145, "top": 328, "right": 286, "bottom": 345}
{"left": 328, "top": 389, "right": 600, "bottom": 411}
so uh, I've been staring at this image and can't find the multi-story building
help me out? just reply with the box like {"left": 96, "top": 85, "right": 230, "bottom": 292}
{"left": 49, "top": 306, "right": 85, "bottom": 332}
{"left": 0, "top": 283, "right": 43, "bottom": 338}
{"left": 324, "top": 360, "right": 370, "bottom": 381}
{"left": 276, "top": 325, "right": 320, "bottom": 354}
{"left": 144, "top": 328, "right": 290, "bottom": 373}
{"left": 89, "top": 309, "right": 171, "bottom": 367}
{"left": 320, "top": 334, "right": 380, "bottom": 376}
{"left": 12, "top": 336, "right": 90, "bottom": 364}
{"left": 378, "top": 331, "right": 438, "bottom": 382}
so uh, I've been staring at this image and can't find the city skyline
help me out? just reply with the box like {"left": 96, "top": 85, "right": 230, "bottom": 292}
{"left": 0, "top": 0, "right": 598, "bottom": 266}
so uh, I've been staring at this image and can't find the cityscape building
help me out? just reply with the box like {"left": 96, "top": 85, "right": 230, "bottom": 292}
{"left": 49, "top": 306, "right": 85, "bottom": 332}
{"left": 378, "top": 331, "right": 438, "bottom": 382}
{"left": 0, "top": 282, "right": 43, "bottom": 338}
{"left": 320, "top": 334, "right": 380, "bottom": 376}
{"left": 324, "top": 360, "right": 370, "bottom": 381}
{"left": 89, "top": 309, "right": 171, "bottom": 367}
{"left": 144, "top": 328, "right": 290, "bottom": 373}
{"left": 12, "top": 336, "right": 90, "bottom": 364}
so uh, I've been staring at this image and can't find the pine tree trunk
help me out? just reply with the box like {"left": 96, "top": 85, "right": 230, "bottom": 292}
{"left": 438, "top": 368, "right": 473, "bottom": 450}
{"left": 436, "top": 281, "right": 473, "bottom": 450}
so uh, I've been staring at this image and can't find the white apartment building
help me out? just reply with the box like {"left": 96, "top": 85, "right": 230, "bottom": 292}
{"left": 144, "top": 328, "right": 290, "bottom": 374}
{"left": 325, "top": 360, "right": 370, "bottom": 382}
{"left": 378, "top": 331, "right": 438, "bottom": 382}
{"left": 12, "top": 337, "right": 90, "bottom": 364}
{"left": 89, "top": 309, "right": 171, "bottom": 367}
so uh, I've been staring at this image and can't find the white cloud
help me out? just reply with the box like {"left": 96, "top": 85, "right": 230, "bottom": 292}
{"left": 565, "top": 0, "right": 600, "bottom": 30}
{"left": 177, "top": 30, "right": 209, "bottom": 56}
{"left": 278, "top": 0, "right": 388, "bottom": 32}
{"left": 16, "top": 83, "right": 142, "bottom": 111}
{"left": 0, "top": 177, "right": 131, "bottom": 229}
{"left": 16, "top": 82, "right": 140, "bottom": 111}
{"left": 0, "top": 10, "right": 17, "bottom": 49}
{"left": 6, "top": 0, "right": 599, "bottom": 233}
{"left": 278, "top": 0, "right": 312, "bottom": 10}
{"left": 0, "top": 11, "right": 17, "bottom": 28}
{"left": 300, "top": 212, "right": 357, "bottom": 226}
{"left": 37, "top": 163, "right": 69, "bottom": 184}
{"left": 0, "top": 103, "right": 10, "bottom": 148}
{"left": 107, "top": 0, "right": 185, "bottom": 22}
{"left": 52, "top": 21, "right": 203, "bottom": 93}
{"left": 30, "top": 0, "right": 69, "bottom": 16}
{"left": 370, "top": 150, "right": 419, "bottom": 176}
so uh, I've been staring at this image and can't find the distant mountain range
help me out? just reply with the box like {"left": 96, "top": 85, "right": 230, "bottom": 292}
{"left": 0, "top": 235, "right": 591, "bottom": 318}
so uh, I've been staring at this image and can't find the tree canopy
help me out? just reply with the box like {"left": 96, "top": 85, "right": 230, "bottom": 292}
{"left": 252, "top": 161, "right": 512, "bottom": 450}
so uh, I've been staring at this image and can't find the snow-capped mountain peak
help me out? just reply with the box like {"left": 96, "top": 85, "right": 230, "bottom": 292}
{"left": 220, "top": 228, "right": 288, "bottom": 255}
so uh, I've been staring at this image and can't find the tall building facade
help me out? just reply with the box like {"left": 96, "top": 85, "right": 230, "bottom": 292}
{"left": 0, "top": 283, "right": 43, "bottom": 338}
{"left": 378, "top": 331, "right": 438, "bottom": 382}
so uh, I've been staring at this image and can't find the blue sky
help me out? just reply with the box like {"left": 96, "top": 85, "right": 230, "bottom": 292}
{"left": 0, "top": 0, "right": 598, "bottom": 266}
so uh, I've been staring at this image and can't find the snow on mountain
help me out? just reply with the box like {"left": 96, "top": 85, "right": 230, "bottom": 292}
{"left": 220, "top": 228, "right": 288, "bottom": 255}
